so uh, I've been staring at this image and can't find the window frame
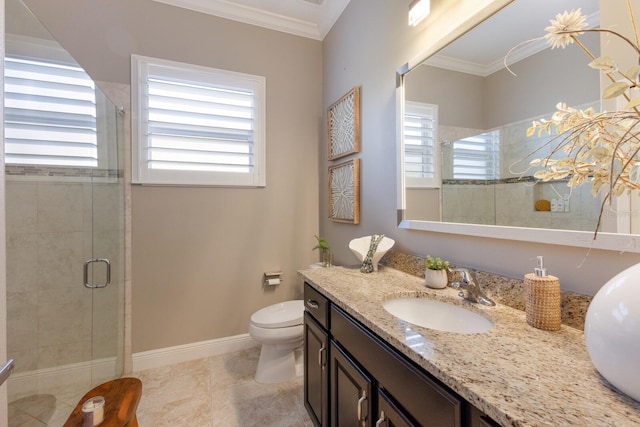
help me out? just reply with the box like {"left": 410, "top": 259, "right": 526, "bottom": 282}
{"left": 452, "top": 130, "right": 500, "bottom": 180}
{"left": 404, "top": 101, "right": 440, "bottom": 189}
{"left": 131, "top": 54, "right": 266, "bottom": 187}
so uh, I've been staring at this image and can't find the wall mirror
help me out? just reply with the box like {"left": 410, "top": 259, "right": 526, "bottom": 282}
{"left": 397, "top": 0, "right": 640, "bottom": 252}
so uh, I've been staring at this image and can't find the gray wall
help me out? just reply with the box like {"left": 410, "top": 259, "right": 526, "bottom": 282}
{"left": 406, "top": 36, "right": 600, "bottom": 131}
{"left": 22, "top": 0, "right": 323, "bottom": 353}
{"left": 406, "top": 66, "right": 485, "bottom": 129}
{"left": 321, "top": 0, "right": 638, "bottom": 296}
{"left": 485, "top": 34, "right": 600, "bottom": 129}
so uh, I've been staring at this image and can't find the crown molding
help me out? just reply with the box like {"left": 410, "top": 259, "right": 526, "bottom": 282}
{"left": 152, "top": 0, "right": 348, "bottom": 40}
{"left": 426, "top": 38, "right": 549, "bottom": 77}
{"left": 425, "top": 10, "right": 601, "bottom": 77}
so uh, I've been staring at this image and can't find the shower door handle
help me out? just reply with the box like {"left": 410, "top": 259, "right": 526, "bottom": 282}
{"left": 84, "top": 258, "right": 111, "bottom": 289}
{"left": 0, "top": 359, "right": 14, "bottom": 386}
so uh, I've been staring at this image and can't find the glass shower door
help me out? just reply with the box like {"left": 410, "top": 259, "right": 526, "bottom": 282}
{"left": 86, "top": 91, "right": 126, "bottom": 390}
{"left": 4, "top": 0, "right": 126, "bottom": 424}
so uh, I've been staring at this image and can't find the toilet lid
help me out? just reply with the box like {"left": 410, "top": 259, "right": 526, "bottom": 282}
{"left": 251, "top": 300, "right": 304, "bottom": 328}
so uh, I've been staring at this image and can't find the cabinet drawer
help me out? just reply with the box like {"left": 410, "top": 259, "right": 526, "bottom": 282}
{"left": 331, "top": 305, "right": 462, "bottom": 427}
{"left": 304, "top": 282, "right": 329, "bottom": 329}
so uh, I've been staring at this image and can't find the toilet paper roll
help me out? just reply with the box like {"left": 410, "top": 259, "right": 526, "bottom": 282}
{"left": 266, "top": 278, "right": 280, "bottom": 286}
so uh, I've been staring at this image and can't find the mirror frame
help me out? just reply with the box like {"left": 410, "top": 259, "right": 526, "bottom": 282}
{"left": 396, "top": 0, "right": 640, "bottom": 253}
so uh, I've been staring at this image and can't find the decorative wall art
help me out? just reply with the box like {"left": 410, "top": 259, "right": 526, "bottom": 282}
{"left": 329, "top": 159, "right": 360, "bottom": 224}
{"left": 328, "top": 86, "right": 361, "bottom": 160}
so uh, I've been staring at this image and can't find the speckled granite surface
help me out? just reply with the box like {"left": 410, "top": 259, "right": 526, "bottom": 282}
{"left": 383, "top": 251, "right": 591, "bottom": 330}
{"left": 299, "top": 266, "right": 640, "bottom": 427}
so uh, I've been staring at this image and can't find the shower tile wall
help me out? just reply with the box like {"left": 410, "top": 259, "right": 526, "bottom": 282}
{"left": 6, "top": 179, "right": 124, "bottom": 399}
{"left": 439, "top": 116, "right": 603, "bottom": 232}
{"left": 442, "top": 180, "right": 601, "bottom": 231}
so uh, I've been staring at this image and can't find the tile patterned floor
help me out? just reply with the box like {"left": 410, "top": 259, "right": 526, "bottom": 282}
{"left": 9, "top": 347, "right": 312, "bottom": 427}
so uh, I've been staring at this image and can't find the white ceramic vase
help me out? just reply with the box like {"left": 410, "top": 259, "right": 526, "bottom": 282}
{"left": 584, "top": 262, "right": 640, "bottom": 402}
{"left": 425, "top": 269, "right": 448, "bottom": 289}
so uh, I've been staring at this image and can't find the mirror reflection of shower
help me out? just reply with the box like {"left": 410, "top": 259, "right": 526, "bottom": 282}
{"left": 4, "top": 0, "right": 126, "bottom": 424}
{"left": 437, "top": 108, "right": 601, "bottom": 230}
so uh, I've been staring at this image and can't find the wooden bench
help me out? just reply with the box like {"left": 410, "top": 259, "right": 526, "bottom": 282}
{"left": 64, "top": 377, "right": 142, "bottom": 427}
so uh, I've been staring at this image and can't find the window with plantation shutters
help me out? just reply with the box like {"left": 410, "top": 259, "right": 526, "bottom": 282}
{"left": 4, "top": 56, "right": 98, "bottom": 167}
{"left": 404, "top": 101, "right": 440, "bottom": 188}
{"left": 452, "top": 130, "right": 500, "bottom": 180}
{"left": 132, "top": 55, "right": 266, "bottom": 186}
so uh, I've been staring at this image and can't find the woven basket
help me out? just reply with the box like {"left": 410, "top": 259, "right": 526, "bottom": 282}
{"left": 524, "top": 273, "right": 561, "bottom": 331}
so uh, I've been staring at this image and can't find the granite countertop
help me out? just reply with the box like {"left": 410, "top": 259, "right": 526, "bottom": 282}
{"left": 299, "top": 265, "right": 640, "bottom": 427}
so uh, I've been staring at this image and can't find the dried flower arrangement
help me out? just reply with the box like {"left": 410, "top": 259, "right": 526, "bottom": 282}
{"left": 508, "top": 2, "right": 640, "bottom": 236}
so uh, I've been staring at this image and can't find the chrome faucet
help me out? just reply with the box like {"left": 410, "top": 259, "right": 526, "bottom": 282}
{"left": 448, "top": 268, "right": 495, "bottom": 306}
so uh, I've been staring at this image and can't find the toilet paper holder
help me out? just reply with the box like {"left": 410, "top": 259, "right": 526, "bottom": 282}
{"left": 263, "top": 271, "right": 283, "bottom": 286}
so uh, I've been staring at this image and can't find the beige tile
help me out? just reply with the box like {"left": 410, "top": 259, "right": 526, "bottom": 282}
{"left": 6, "top": 233, "right": 39, "bottom": 294}
{"left": 208, "top": 347, "right": 260, "bottom": 388}
{"left": 37, "top": 232, "right": 84, "bottom": 291}
{"left": 213, "top": 379, "right": 308, "bottom": 426}
{"left": 37, "top": 183, "right": 84, "bottom": 233}
{"left": 135, "top": 358, "right": 211, "bottom": 411}
{"left": 138, "top": 394, "right": 213, "bottom": 427}
{"left": 90, "top": 183, "right": 125, "bottom": 232}
{"left": 6, "top": 182, "right": 38, "bottom": 234}
{"left": 10, "top": 348, "right": 310, "bottom": 427}
{"left": 7, "top": 292, "right": 38, "bottom": 356}
{"left": 9, "top": 394, "right": 59, "bottom": 424}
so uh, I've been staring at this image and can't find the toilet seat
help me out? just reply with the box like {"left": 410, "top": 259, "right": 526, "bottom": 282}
{"left": 250, "top": 300, "right": 304, "bottom": 328}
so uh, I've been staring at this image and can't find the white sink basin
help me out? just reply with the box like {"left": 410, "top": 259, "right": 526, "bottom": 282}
{"left": 383, "top": 297, "right": 493, "bottom": 334}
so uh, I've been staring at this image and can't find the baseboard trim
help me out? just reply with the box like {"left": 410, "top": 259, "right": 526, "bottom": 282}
{"left": 9, "top": 357, "right": 117, "bottom": 400}
{"left": 132, "top": 333, "right": 258, "bottom": 372}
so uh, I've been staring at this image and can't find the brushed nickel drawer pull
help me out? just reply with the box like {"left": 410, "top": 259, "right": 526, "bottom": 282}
{"left": 306, "top": 299, "right": 319, "bottom": 309}
{"left": 318, "top": 343, "right": 326, "bottom": 368}
{"left": 357, "top": 390, "right": 368, "bottom": 422}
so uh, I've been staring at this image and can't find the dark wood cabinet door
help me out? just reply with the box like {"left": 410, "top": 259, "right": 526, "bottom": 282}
{"left": 375, "top": 389, "right": 417, "bottom": 427}
{"left": 331, "top": 342, "right": 374, "bottom": 427}
{"left": 305, "top": 312, "right": 329, "bottom": 427}
{"left": 331, "top": 305, "right": 462, "bottom": 427}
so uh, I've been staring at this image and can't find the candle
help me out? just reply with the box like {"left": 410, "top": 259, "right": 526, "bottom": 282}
{"left": 82, "top": 396, "right": 105, "bottom": 427}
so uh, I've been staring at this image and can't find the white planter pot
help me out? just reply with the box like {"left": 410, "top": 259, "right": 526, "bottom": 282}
{"left": 584, "top": 262, "right": 640, "bottom": 402}
{"left": 425, "top": 269, "right": 448, "bottom": 289}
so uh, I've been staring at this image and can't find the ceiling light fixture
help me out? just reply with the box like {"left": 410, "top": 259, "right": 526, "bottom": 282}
{"left": 408, "top": 0, "right": 430, "bottom": 26}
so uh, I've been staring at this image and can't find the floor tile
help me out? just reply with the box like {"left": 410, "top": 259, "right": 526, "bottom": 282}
{"left": 8, "top": 347, "right": 311, "bottom": 426}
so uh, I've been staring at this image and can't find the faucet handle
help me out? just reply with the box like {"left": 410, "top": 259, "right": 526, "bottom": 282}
{"left": 448, "top": 267, "right": 471, "bottom": 284}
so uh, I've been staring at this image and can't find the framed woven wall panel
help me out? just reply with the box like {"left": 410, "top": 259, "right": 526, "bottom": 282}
{"left": 327, "top": 86, "right": 361, "bottom": 160}
{"left": 328, "top": 159, "right": 360, "bottom": 224}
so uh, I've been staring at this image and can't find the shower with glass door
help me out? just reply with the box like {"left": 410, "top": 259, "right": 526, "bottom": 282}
{"left": 4, "top": 0, "right": 126, "bottom": 424}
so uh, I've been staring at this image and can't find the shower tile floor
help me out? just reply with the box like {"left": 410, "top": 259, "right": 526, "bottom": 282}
{"left": 9, "top": 347, "right": 312, "bottom": 426}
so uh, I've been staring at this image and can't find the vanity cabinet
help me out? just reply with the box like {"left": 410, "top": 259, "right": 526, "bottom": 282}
{"left": 304, "top": 285, "right": 330, "bottom": 426}
{"left": 330, "top": 341, "right": 374, "bottom": 425}
{"left": 303, "top": 282, "right": 500, "bottom": 427}
{"left": 377, "top": 389, "right": 417, "bottom": 427}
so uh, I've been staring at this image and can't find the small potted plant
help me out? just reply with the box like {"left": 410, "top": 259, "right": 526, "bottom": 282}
{"left": 313, "top": 235, "right": 332, "bottom": 267}
{"left": 425, "top": 255, "right": 450, "bottom": 289}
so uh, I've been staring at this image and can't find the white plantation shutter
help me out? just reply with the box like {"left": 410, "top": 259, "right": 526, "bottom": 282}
{"left": 132, "top": 55, "right": 266, "bottom": 186}
{"left": 404, "top": 102, "right": 440, "bottom": 188}
{"left": 452, "top": 130, "right": 499, "bottom": 180}
{"left": 4, "top": 56, "right": 98, "bottom": 167}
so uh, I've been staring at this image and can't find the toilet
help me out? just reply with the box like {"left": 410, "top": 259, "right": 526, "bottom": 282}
{"left": 249, "top": 300, "right": 304, "bottom": 383}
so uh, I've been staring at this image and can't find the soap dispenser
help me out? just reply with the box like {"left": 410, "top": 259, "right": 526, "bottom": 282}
{"left": 524, "top": 256, "right": 561, "bottom": 331}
